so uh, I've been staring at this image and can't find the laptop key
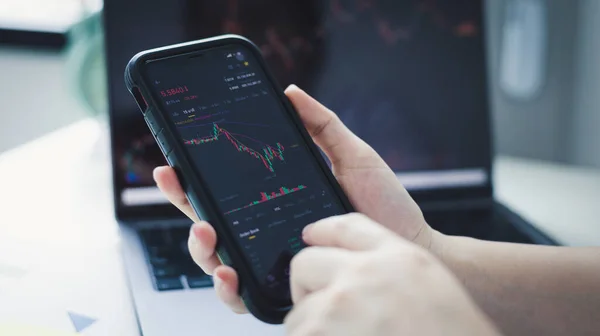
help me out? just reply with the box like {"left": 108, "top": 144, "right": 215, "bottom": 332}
{"left": 155, "top": 277, "right": 184, "bottom": 291}
{"left": 182, "top": 264, "right": 206, "bottom": 277}
{"left": 186, "top": 276, "right": 213, "bottom": 288}
{"left": 149, "top": 256, "right": 170, "bottom": 266}
{"left": 171, "top": 227, "right": 191, "bottom": 244}
{"left": 152, "top": 265, "right": 181, "bottom": 277}
{"left": 140, "top": 229, "right": 167, "bottom": 246}
{"left": 146, "top": 245, "right": 174, "bottom": 258}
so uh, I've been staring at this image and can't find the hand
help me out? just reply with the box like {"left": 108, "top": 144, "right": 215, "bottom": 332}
{"left": 153, "top": 85, "right": 437, "bottom": 313}
{"left": 286, "top": 213, "right": 500, "bottom": 336}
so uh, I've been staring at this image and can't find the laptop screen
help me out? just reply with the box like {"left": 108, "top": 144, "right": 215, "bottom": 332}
{"left": 104, "top": 0, "right": 492, "bottom": 217}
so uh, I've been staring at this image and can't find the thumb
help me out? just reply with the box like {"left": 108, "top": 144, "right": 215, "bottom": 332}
{"left": 285, "top": 85, "right": 365, "bottom": 165}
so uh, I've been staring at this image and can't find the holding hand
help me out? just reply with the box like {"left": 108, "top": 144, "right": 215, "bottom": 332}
{"left": 286, "top": 213, "right": 500, "bottom": 336}
{"left": 153, "top": 86, "right": 600, "bottom": 336}
{"left": 153, "top": 85, "right": 437, "bottom": 313}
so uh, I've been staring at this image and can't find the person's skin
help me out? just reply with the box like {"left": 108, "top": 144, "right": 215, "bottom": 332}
{"left": 154, "top": 85, "right": 600, "bottom": 335}
{"left": 286, "top": 213, "right": 501, "bottom": 336}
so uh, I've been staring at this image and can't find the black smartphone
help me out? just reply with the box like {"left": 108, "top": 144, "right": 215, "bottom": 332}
{"left": 124, "top": 35, "right": 354, "bottom": 324}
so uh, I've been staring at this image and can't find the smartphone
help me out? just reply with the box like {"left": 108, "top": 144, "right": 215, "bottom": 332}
{"left": 124, "top": 35, "right": 354, "bottom": 324}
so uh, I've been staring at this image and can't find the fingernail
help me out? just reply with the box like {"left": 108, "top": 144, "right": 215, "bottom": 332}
{"left": 302, "top": 224, "right": 313, "bottom": 240}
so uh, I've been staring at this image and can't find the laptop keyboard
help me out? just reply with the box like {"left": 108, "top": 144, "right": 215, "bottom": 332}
{"left": 138, "top": 206, "right": 552, "bottom": 292}
{"left": 140, "top": 227, "right": 213, "bottom": 291}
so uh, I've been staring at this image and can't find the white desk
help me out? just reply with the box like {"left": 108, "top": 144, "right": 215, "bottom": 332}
{"left": 494, "top": 157, "right": 600, "bottom": 247}
{"left": 0, "top": 119, "right": 598, "bottom": 335}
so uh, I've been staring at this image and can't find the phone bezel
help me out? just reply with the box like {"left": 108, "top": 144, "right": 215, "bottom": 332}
{"left": 125, "top": 35, "right": 355, "bottom": 323}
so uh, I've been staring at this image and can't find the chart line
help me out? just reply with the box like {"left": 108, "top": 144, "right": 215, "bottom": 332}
{"left": 184, "top": 123, "right": 285, "bottom": 172}
{"left": 177, "top": 120, "right": 271, "bottom": 130}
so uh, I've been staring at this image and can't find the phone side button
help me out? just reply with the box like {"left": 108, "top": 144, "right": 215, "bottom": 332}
{"left": 144, "top": 110, "right": 161, "bottom": 135}
{"left": 156, "top": 129, "right": 172, "bottom": 154}
{"left": 166, "top": 151, "right": 176, "bottom": 167}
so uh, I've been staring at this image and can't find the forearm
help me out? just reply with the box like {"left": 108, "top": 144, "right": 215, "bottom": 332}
{"left": 433, "top": 232, "right": 600, "bottom": 336}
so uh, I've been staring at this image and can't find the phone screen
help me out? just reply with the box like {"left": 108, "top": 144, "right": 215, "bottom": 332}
{"left": 144, "top": 44, "right": 347, "bottom": 301}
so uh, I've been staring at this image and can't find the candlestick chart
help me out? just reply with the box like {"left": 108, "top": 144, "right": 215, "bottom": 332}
{"left": 225, "top": 185, "right": 307, "bottom": 215}
{"left": 183, "top": 123, "right": 286, "bottom": 173}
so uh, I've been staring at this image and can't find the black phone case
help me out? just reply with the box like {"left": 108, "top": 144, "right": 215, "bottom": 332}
{"left": 124, "top": 34, "right": 355, "bottom": 324}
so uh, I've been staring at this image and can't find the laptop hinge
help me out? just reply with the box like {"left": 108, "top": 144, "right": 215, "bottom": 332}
{"left": 419, "top": 197, "right": 495, "bottom": 212}
{"left": 123, "top": 218, "right": 193, "bottom": 230}
{"left": 120, "top": 199, "right": 496, "bottom": 226}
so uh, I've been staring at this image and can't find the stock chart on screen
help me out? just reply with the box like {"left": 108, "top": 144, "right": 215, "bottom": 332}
{"left": 115, "top": 0, "right": 488, "bottom": 191}
{"left": 183, "top": 123, "right": 286, "bottom": 173}
{"left": 146, "top": 44, "right": 346, "bottom": 289}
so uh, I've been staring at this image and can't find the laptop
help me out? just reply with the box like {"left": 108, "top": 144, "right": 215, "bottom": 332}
{"left": 103, "top": 1, "right": 557, "bottom": 335}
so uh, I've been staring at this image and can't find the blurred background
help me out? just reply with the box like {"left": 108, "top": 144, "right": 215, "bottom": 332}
{"left": 0, "top": 1, "right": 598, "bottom": 334}
{"left": 0, "top": 0, "right": 598, "bottom": 167}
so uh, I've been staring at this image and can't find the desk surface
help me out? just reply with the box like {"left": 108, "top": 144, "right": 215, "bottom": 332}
{"left": 0, "top": 119, "right": 598, "bottom": 335}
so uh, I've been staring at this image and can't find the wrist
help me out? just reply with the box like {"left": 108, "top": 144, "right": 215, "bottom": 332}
{"left": 426, "top": 227, "right": 449, "bottom": 263}
{"left": 411, "top": 221, "right": 446, "bottom": 255}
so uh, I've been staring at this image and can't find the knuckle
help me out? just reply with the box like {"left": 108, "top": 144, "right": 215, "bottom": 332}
{"left": 328, "top": 287, "right": 352, "bottom": 307}
{"left": 330, "top": 217, "right": 350, "bottom": 235}
{"left": 349, "top": 256, "right": 376, "bottom": 274}
{"left": 311, "top": 112, "right": 337, "bottom": 139}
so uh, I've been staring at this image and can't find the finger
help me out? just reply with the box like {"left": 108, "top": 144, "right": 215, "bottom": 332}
{"left": 303, "top": 213, "right": 393, "bottom": 251}
{"left": 213, "top": 266, "right": 248, "bottom": 314}
{"left": 187, "top": 222, "right": 221, "bottom": 274}
{"left": 290, "top": 247, "right": 352, "bottom": 304}
{"left": 153, "top": 166, "right": 200, "bottom": 222}
{"left": 285, "top": 85, "right": 364, "bottom": 165}
{"left": 285, "top": 293, "right": 325, "bottom": 336}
